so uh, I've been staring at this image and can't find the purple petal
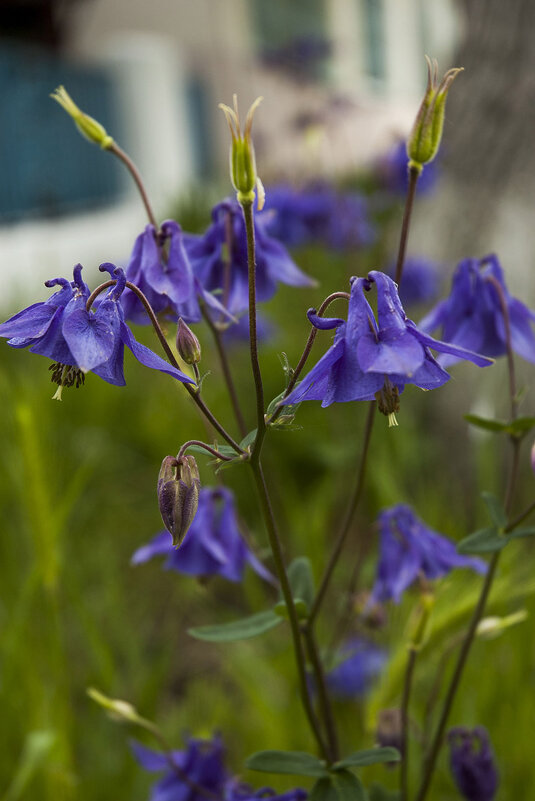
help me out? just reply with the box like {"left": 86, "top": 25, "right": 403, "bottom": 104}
{"left": 0, "top": 303, "right": 59, "bottom": 341}
{"left": 62, "top": 300, "right": 119, "bottom": 372}
{"left": 409, "top": 324, "right": 493, "bottom": 367}
{"left": 120, "top": 322, "right": 195, "bottom": 384}
{"left": 131, "top": 531, "right": 172, "bottom": 565}
{"left": 357, "top": 329, "right": 425, "bottom": 375}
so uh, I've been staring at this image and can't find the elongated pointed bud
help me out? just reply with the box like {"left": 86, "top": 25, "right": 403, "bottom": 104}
{"left": 51, "top": 86, "right": 114, "bottom": 149}
{"left": 157, "top": 455, "right": 200, "bottom": 547}
{"left": 176, "top": 318, "right": 201, "bottom": 365}
{"left": 219, "top": 94, "right": 265, "bottom": 209}
{"left": 407, "top": 57, "right": 463, "bottom": 172}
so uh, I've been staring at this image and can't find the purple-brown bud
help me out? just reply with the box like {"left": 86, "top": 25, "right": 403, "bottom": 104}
{"left": 157, "top": 454, "right": 200, "bottom": 547}
{"left": 176, "top": 318, "right": 201, "bottom": 365}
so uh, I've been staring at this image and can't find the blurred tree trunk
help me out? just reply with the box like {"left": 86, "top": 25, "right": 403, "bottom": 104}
{"left": 413, "top": 0, "right": 535, "bottom": 273}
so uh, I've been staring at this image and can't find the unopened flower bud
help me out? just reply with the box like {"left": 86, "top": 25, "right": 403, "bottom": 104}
{"left": 219, "top": 94, "right": 265, "bottom": 209}
{"left": 376, "top": 708, "right": 403, "bottom": 758}
{"left": 157, "top": 454, "right": 200, "bottom": 547}
{"left": 87, "top": 688, "right": 140, "bottom": 724}
{"left": 51, "top": 86, "right": 114, "bottom": 149}
{"left": 407, "top": 56, "right": 463, "bottom": 171}
{"left": 176, "top": 318, "right": 201, "bottom": 365}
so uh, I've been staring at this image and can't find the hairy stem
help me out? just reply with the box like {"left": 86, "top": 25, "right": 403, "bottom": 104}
{"left": 177, "top": 440, "right": 236, "bottom": 462}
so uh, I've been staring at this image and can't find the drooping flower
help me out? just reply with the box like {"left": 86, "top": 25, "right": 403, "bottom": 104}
{"left": 326, "top": 638, "right": 386, "bottom": 698}
{"left": 370, "top": 505, "right": 486, "bottom": 605}
{"left": 263, "top": 184, "right": 375, "bottom": 251}
{"left": 121, "top": 219, "right": 229, "bottom": 325}
{"left": 448, "top": 727, "right": 499, "bottom": 801}
{"left": 419, "top": 254, "right": 535, "bottom": 366}
{"left": 132, "top": 487, "right": 272, "bottom": 583}
{"left": 132, "top": 736, "right": 306, "bottom": 801}
{"left": 387, "top": 256, "right": 441, "bottom": 307}
{"left": 0, "top": 264, "right": 193, "bottom": 396}
{"left": 282, "top": 271, "right": 492, "bottom": 418}
{"left": 183, "top": 199, "right": 315, "bottom": 317}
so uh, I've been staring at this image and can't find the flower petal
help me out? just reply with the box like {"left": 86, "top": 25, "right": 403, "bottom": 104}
{"left": 62, "top": 300, "right": 119, "bottom": 372}
{"left": 120, "top": 322, "right": 195, "bottom": 384}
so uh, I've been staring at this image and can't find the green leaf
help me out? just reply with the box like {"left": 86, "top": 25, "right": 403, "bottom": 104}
{"left": 239, "top": 429, "right": 258, "bottom": 450}
{"left": 509, "top": 526, "right": 535, "bottom": 540}
{"left": 507, "top": 416, "right": 535, "bottom": 436}
{"left": 368, "top": 784, "right": 401, "bottom": 801}
{"left": 273, "top": 599, "right": 309, "bottom": 620}
{"left": 334, "top": 747, "right": 400, "bottom": 769}
{"left": 458, "top": 527, "right": 506, "bottom": 554}
{"left": 309, "top": 771, "right": 366, "bottom": 801}
{"left": 188, "top": 610, "right": 282, "bottom": 642}
{"left": 2, "top": 730, "right": 56, "bottom": 801}
{"left": 481, "top": 492, "right": 507, "bottom": 528}
{"left": 245, "top": 750, "right": 328, "bottom": 778}
{"left": 288, "top": 557, "right": 315, "bottom": 609}
{"left": 464, "top": 414, "right": 509, "bottom": 433}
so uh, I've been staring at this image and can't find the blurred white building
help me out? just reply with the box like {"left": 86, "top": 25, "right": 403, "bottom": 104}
{"left": 0, "top": 0, "right": 460, "bottom": 303}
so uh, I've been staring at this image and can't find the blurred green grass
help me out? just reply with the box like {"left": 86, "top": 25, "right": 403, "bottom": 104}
{"left": 0, "top": 210, "right": 534, "bottom": 800}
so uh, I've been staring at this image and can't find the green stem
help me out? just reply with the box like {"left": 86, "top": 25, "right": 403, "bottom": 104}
{"left": 395, "top": 166, "right": 419, "bottom": 285}
{"left": 302, "top": 623, "right": 339, "bottom": 762}
{"left": 400, "top": 647, "right": 418, "bottom": 801}
{"left": 109, "top": 142, "right": 158, "bottom": 229}
{"left": 240, "top": 201, "right": 266, "bottom": 462}
{"left": 309, "top": 401, "right": 376, "bottom": 625}
{"left": 177, "top": 440, "right": 236, "bottom": 462}
{"left": 250, "top": 462, "right": 330, "bottom": 762}
{"left": 201, "top": 305, "right": 248, "bottom": 437}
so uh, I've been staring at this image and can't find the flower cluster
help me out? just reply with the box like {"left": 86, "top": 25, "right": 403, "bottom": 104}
{"left": 0, "top": 264, "right": 193, "bottom": 396}
{"left": 283, "top": 270, "right": 492, "bottom": 419}
{"left": 420, "top": 254, "right": 535, "bottom": 366}
{"left": 263, "top": 184, "right": 375, "bottom": 251}
{"left": 132, "top": 487, "right": 272, "bottom": 584}
{"left": 132, "top": 735, "right": 306, "bottom": 801}
{"left": 370, "top": 505, "right": 486, "bottom": 605}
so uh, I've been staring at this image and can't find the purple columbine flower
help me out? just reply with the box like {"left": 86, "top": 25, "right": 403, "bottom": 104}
{"left": 0, "top": 263, "right": 193, "bottom": 396}
{"left": 448, "top": 727, "right": 499, "bottom": 801}
{"left": 132, "top": 736, "right": 306, "bottom": 801}
{"left": 183, "top": 199, "right": 315, "bottom": 317}
{"left": 370, "top": 505, "right": 486, "bottom": 605}
{"left": 419, "top": 254, "right": 535, "bottom": 366}
{"left": 121, "top": 219, "right": 229, "bottom": 325}
{"left": 326, "top": 638, "right": 386, "bottom": 698}
{"left": 387, "top": 256, "right": 441, "bottom": 307}
{"left": 263, "top": 184, "right": 375, "bottom": 251}
{"left": 132, "top": 487, "right": 273, "bottom": 583}
{"left": 282, "top": 271, "right": 492, "bottom": 420}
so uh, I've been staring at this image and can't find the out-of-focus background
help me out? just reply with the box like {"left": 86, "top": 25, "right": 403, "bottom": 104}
{"left": 1, "top": 1, "right": 535, "bottom": 800}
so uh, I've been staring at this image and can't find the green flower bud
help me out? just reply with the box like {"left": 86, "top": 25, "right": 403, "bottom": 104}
{"left": 157, "top": 454, "right": 200, "bottom": 548}
{"left": 176, "top": 318, "right": 201, "bottom": 365}
{"left": 407, "top": 57, "right": 463, "bottom": 171}
{"left": 219, "top": 94, "right": 265, "bottom": 209}
{"left": 50, "top": 86, "right": 114, "bottom": 149}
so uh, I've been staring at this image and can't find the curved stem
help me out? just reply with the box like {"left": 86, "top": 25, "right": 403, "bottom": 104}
{"left": 395, "top": 165, "right": 420, "bottom": 286}
{"left": 201, "top": 305, "right": 248, "bottom": 437}
{"left": 506, "top": 498, "right": 535, "bottom": 533}
{"left": 309, "top": 401, "right": 376, "bottom": 625}
{"left": 177, "top": 440, "right": 236, "bottom": 462}
{"left": 240, "top": 201, "right": 266, "bottom": 462}
{"left": 268, "top": 292, "right": 350, "bottom": 426}
{"left": 400, "top": 647, "right": 418, "bottom": 801}
{"left": 250, "top": 461, "right": 330, "bottom": 762}
{"left": 86, "top": 279, "right": 244, "bottom": 455}
{"left": 302, "top": 623, "right": 339, "bottom": 762}
{"left": 109, "top": 142, "right": 158, "bottom": 229}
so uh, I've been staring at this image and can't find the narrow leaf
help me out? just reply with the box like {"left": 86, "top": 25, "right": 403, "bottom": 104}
{"left": 188, "top": 610, "right": 282, "bottom": 642}
{"left": 334, "top": 747, "right": 400, "bottom": 769}
{"left": 509, "top": 526, "right": 535, "bottom": 540}
{"left": 464, "top": 414, "right": 508, "bottom": 433}
{"left": 239, "top": 429, "right": 258, "bottom": 450}
{"left": 507, "top": 416, "right": 535, "bottom": 435}
{"left": 458, "top": 527, "right": 506, "bottom": 554}
{"left": 481, "top": 491, "right": 507, "bottom": 528}
{"left": 309, "top": 771, "right": 366, "bottom": 801}
{"left": 246, "top": 750, "right": 328, "bottom": 778}
{"left": 287, "top": 557, "right": 315, "bottom": 609}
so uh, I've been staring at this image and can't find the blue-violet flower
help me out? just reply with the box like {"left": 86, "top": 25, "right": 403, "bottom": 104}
{"left": 132, "top": 486, "right": 272, "bottom": 583}
{"left": 370, "top": 505, "right": 486, "bottom": 605}
{"left": 387, "top": 256, "right": 441, "bottom": 307}
{"left": 326, "top": 637, "right": 386, "bottom": 698}
{"left": 0, "top": 263, "right": 193, "bottom": 396}
{"left": 183, "top": 199, "right": 315, "bottom": 316}
{"left": 419, "top": 254, "right": 535, "bottom": 366}
{"left": 448, "top": 726, "right": 499, "bottom": 801}
{"left": 282, "top": 271, "right": 492, "bottom": 420}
